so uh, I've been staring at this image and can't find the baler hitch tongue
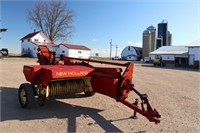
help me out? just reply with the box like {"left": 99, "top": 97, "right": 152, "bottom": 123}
{"left": 142, "top": 100, "right": 161, "bottom": 124}
{"left": 119, "top": 85, "right": 161, "bottom": 124}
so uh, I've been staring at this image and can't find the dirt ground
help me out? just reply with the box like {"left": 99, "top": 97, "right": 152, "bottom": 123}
{"left": 0, "top": 58, "right": 200, "bottom": 133}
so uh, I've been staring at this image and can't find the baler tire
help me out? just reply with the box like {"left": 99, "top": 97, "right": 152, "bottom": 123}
{"left": 84, "top": 91, "right": 95, "bottom": 97}
{"left": 18, "top": 83, "right": 36, "bottom": 108}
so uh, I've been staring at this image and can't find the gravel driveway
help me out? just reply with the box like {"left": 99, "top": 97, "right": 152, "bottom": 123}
{"left": 0, "top": 58, "right": 199, "bottom": 133}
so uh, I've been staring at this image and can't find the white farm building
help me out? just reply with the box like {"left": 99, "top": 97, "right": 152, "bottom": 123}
{"left": 121, "top": 46, "right": 142, "bottom": 61}
{"left": 20, "top": 30, "right": 91, "bottom": 59}
{"left": 149, "top": 46, "right": 188, "bottom": 67}
{"left": 186, "top": 38, "right": 200, "bottom": 68}
{"left": 59, "top": 44, "right": 91, "bottom": 59}
{"left": 148, "top": 38, "right": 200, "bottom": 69}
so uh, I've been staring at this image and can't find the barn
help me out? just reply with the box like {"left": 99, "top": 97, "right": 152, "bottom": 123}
{"left": 59, "top": 44, "right": 91, "bottom": 59}
{"left": 149, "top": 46, "right": 188, "bottom": 67}
{"left": 121, "top": 46, "right": 142, "bottom": 61}
{"left": 186, "top": 38, "right": 200, "bottom": 68}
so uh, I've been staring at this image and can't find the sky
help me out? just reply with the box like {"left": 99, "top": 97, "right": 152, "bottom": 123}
{"left": 0, "top": 0, "right": 200, "bottom": 57}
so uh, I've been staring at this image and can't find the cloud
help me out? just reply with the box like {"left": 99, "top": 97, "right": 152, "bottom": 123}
{"left": 90, "top": 48, "right": 110, "bottom": 57}
{"left": 91, "top": 38, "right": 97, "bottom": 42}
{"left": 127, "top": 41, "right": 142, "bottom": 47}
{"left": 90, "top": 47, "right": 123, "bottom": 58}
{"left": 134, "top": 42, "right": 142, "bottom": 47}
{"left": 127, "top": 41, "right": 133, "bottom": 45}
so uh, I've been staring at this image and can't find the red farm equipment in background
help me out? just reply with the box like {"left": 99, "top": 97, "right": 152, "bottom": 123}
{"left": 18, "top": 45, "right": 161, "bottom": 124}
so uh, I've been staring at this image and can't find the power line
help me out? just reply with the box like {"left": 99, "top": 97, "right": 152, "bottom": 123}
{"left": 116, "top": 45, "right": 118, "bottom": 56}
{"left": 110, "top": 39, "right": 113, "bottom": 60}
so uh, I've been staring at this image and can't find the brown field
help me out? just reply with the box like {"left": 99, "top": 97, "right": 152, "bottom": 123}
{"left": 0, "top": 58, "right": 200, "bottom": 133}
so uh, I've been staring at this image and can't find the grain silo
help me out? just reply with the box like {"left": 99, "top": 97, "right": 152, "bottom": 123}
{"left": 142, "top": 29, "right": 151, "bottom": 58}
{"left": 168, "top": 31, "right": 172, "bottom": 46}
{"left": 157, "top": 20, "right": 168, "bottom": 46}
{"left": 156, "top": 37, "right": 163, "bottom": 49}
{"left": 147, "top": 25, "right": 156, "bottom": 52}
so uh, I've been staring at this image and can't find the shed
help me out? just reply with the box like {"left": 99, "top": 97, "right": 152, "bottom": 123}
{"left": 149, "top": 46, "right": 188, "bottom": 67}
{"left": 186, "top": 38, "right": 200, "bottom": 68}
{"left": 59, "top": 44, "right": 91, "bottom": 59}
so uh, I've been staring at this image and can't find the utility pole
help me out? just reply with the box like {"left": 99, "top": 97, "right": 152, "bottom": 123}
{"left": 115, "top": 45, "right": 118, "bottom": 56}
{"left": 110, "top": 39, "right": 112, "bottom": 60}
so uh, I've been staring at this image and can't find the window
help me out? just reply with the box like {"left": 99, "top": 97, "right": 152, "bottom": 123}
{"left": 128, "top": 46, "right": 131, "bottom": 51}
{"left": 22, "top": 40, "right": 24, "bottom": 43}
{"left": 78, "top": 51, "right": 82, "bottom": 54}
{"left": 34, "top": 39, "right": 38, "bottom": 42}
{"left": 28, "top": 39, "right": 31, "bottom": 42}
{"left": 62, "top": 51, "right": 65, "bottom": 53}
{"left": 34, "top": 47, "right": 36, "bottom": 50}
{"left": 44, "top": 40, "right": 46, "bottom": 42}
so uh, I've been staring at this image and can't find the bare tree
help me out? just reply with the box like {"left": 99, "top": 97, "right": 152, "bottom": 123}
{"left": 27, "top": 0, "right": 75, "bottom": 42}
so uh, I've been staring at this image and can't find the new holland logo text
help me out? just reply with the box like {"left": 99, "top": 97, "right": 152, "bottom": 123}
{"left": 56, "top": 71, "right": 89, "bottom": 77}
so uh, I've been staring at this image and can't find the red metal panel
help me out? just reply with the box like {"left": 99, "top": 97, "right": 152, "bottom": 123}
{"left": 90, "top": 67, "right": 122, "bottom": 98}
{"left": 94, "top": 67, "right": 122, "bottom": 78}
{"left": 91, "top": 76, "right": 119, "bottom": 98}
{"left": 40, "top": 65, "right": 94, "bottom": 86}
{"left": 24, "top": 65, "right": 94, "bottom": 85}
{"left": 48, "top": 65, "right": 94, "bottom": 79}
{"left": 23, "top": 65, "right": 42, "bottom": 82}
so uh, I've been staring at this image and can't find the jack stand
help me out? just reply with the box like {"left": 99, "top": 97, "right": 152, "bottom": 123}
{"left": 130, "top": 98, "right": 138, "bottom": 119}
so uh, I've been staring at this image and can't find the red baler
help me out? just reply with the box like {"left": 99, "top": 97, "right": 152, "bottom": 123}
{"left": 18, "top": 46, "right": 160, "bottom": 124}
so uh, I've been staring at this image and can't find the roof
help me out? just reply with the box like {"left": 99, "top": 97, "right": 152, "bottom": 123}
{"left": 20, "top": 31, "right": 40, "bottom": 40}
{"left": 60, "top": 44, "right": 91, "bottom": 50}
{"left": 150, "top": 46, "right": 188, "bottom": 55}
{"left": 186, "top": 38, "right": 200, "bottom": 47}
{"left": 32, "top": 42, "right": 56, "bottom": 47}
{"left": 121, "top": 46, "right": 142, "bottom": 57}
{"left": 20, "top": 31, "right": 52, "bottom": 42}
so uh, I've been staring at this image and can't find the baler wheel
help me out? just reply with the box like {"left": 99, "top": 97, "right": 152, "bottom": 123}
{"left": 18, "top": 83, "right": 36, "bottom": 108}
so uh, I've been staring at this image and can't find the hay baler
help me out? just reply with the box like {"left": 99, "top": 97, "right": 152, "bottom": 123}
{"left": 18, "top": 46, "right": 161, "bottom": 124}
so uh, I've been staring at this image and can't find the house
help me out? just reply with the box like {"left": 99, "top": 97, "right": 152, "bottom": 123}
{"left": 121, "top": 46, "right": 142, "bottom": 61}
{"left": 186, "top": 38, "right": 200, "bottom": 68}
{"left": 20, "top": 30, "right": 56, "bottom": 57}
{"left": 21, "top": 31, "right": 91, "bottom": 58}
{"left": 149, "top": 46, "right": 188, "bottom": 67}
{"left": 59, "top": 44, "right": 91, "bottom": 59}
